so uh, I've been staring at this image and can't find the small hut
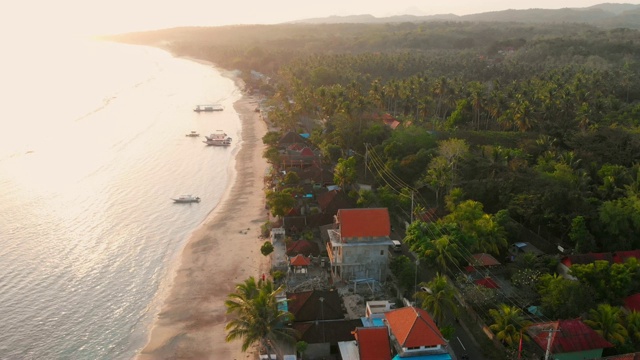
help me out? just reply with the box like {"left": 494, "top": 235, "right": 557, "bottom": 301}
{"left": 290, "top": 254, "right": 311, "bottom": 274}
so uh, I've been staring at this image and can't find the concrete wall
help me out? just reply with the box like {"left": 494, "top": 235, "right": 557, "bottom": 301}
{"left": 341, "top": 244, "right": 389, "bottom": 281}
{"left": 303, "top": 343, "right": 330, "bottom": 360}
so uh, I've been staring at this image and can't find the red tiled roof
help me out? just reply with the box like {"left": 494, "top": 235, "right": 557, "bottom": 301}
{"left": 562, "top": 250, "right": 640, "bottom": 267}
{"left": 363, "top": 112, "right": 396, "bottom": 121}
{"left": 527, "top": 319, "right": 613, "bottom": 354}
{"left": 290, "top": 254, "right": 311, "bottom": 266}
{"left": 384, "top": 307, "right": 446, "bottom": 348}
{"left": 355, "top": 327, "right": 391, "bottom": 360}
{"left": 624, "top": 293, "right": 640, "bottom": 312}
{"left": 317, "top": 190, "right": 339, "bottom": 210}
{"left": 279, "top": 131, "right": 306, "bottom": 144}
{"left": 300, "top": 147, "right": 315, "bottom": 157}
{"left": 338, "top": 208, "right": 390, "bottom": 239}
{"left": 294, "top": 319, "right": 363, "bottom": 344}
{"left": 471, "top": 253, "right": 501, "bottom": 267}
{"left": 386, "top": 120, "right": 401, "bottom": 130}
{"left": 615, "top": 250, "right": 640, "bottom": 263}
{"left": 475, "top": 277, "right": 500, "bottom": 289}
{"left": 287, "top": 290, "right": 344, "bottom": 322}
{"left": 286, "top": 239, "right": 320, "bottom": 256}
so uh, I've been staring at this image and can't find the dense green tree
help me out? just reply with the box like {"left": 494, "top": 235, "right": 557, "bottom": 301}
{"left": 444, "top": 199, "right": 508, "bottom": 255}
{"left": 262, "top": 131, "right": 281, "bottom": 147}
{"left": 263, "top": 147, "right": 281, "bottom": 165}
{"left": 389, "top": 255, "right": 417, "bottom": 292}
{"left": 599, "top": 193, "right": 640, "bottom": 250}
{"left": 265, "top": 188, "right": 296, "bottom": 218}
{"left": 423, "top": 156, "right": 452, "bottom": 206}
{"left": 569, "top": 216, "right": 596, "bottom": 253}
{"left": 404, "top": 221, "right": 462, "bottom": 273}
{"left": 570, "top": 258, "right": 640, "bottom": 304}
{"left": 283, "top": 171, "right": 300, "bottom": 186}
{"left": 333, "top": 156, "right": 358, "bottom": 190}
{"left": 537, "top": 273, "right": 595, "bottom": 319}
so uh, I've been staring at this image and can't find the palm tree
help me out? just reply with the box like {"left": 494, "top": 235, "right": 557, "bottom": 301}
{"left": 415, "top": 273, "right": 458, "bottom": 325}
{"left": 424, "top": 235, "right": 459, "bottom": 273}
{"left": 627, "top": 311, "right": 640, "bottom": 345}
{"left": 225, "top": 277, "right": 297, "bottom": 356}
{"left": 474, "top": 214, "right": 508, "bottom": 255}
{"left": 489, "top": 304, "right": 531, "bottom": 347}
{"left": 584, "top": 304, "right": 628, "bottom": 345}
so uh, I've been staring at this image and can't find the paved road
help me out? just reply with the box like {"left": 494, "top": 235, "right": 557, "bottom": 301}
{"left": 392, "top": 231, "right": 488, "bottom": 360}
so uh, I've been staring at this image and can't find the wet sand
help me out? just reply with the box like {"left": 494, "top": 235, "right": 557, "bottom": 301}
{"left": 138, "top": 75, "right": 270, "bottom": 359}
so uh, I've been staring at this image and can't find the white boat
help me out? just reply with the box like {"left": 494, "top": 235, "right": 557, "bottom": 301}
{"left": 185, "top": 131, "right": 200, "bottom": 137}
{"left": 203, "top": 130, "right": 232, "bottom": 146}
{"left": 193, "top": 104, "right": 224, "bottom": 112}
{"left": 171, "top": 195, "right": 201, "bottom": 203}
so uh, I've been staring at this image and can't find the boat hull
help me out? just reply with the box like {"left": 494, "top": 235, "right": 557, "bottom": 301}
{"left": 193, "top": 104, "right": 224, "bottom": 112}
{"left": 171, "top": 196, "right": 201, "bottom": 203}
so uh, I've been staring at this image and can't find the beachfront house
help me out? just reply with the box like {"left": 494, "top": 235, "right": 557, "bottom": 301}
{"left": 384, "top": 306, "right": 451, "bottom": 359}
{"left": 325, "top": 208, "right": 394, "bottom": 282}
{"left": 287, "top": 289, "right": 355, "bottom": 359}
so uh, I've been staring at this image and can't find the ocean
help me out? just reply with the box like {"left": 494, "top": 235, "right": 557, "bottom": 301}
{"left": 0, "top": 38, "right": 242, "bottom": 359}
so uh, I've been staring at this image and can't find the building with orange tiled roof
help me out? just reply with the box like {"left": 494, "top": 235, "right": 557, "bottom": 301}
{"left": 342, "top": 326, "right": 392, "bottom": 360}
{"left": 384, "top": 307, "right": 451, "bottom": 358}
{"left": 325, "top": 208, "right": 394, "bottom": 282}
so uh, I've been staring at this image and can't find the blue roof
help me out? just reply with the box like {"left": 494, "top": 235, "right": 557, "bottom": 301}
{"left": 392, "top": 354, "right": 451, "bottom": 360}
{"left": 299, "top": 133, "right": 310, "bottom": 138}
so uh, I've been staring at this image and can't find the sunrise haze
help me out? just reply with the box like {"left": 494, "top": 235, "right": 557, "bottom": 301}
{"left": 3, "top": 0, "right": 638, "bottom": 37}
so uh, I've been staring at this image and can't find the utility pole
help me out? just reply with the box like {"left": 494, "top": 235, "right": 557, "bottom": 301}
{"left": 414, "top": 258, "right": 419, "bottom": 303}
{"left": 319, "top": 297, "right": 325, "bottom": 343}
{"left": 544, "top": 328, "right": 560, "bottom": 360}
{"left": 410, "top": 191, "right": 414, "bottom": 223}
{"left": 364, "top": 143, "right": 368, "bottom": 181}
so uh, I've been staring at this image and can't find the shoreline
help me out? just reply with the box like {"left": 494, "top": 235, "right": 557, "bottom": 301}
{"left": 137, "top": 64, "right": 270, "bottom": 359}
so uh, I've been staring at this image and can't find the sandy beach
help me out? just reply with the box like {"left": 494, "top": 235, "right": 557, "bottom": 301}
{"left": 138, "top": 75, "right": 270, "bottom": 359}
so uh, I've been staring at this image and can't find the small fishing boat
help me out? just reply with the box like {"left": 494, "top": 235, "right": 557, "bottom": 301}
{"left": 185, "top": 131, "right": 200, "bottom": 137}
{"left": 193, "top": 104, "right": 224, "bottom": 112}
{"left": 171, "top": 195, "right": 201, "bottom": 203}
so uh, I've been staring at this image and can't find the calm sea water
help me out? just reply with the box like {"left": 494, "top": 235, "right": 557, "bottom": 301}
{"left": 0, "top": 39, "right": 241, "bottom": 359}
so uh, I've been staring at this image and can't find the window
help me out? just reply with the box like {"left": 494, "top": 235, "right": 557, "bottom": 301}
{"left": 380, "top": 250, "right": 384, "bottom": 255}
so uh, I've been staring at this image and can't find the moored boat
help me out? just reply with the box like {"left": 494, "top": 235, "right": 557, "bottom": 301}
{"left": 171, "top": 195, "right": 201, "bottom": 203}
{"left": 193, "top": 104, "right": 224, "bottom": 112}
{"left": 203, "top": 130, "right": 232, "bottom": 146}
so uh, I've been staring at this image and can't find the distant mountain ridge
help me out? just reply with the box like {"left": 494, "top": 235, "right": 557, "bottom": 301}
{"left": 289, "top": 3, "right": 640, "bottom": 28}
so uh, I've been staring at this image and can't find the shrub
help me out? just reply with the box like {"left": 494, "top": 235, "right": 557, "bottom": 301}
{"left": 261, "top": 241, "right": 274, "bottom": 256}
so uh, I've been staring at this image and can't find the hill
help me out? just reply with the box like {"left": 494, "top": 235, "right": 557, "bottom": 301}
{"left": 291, "top": 3, "right": 640, "bottom": 29}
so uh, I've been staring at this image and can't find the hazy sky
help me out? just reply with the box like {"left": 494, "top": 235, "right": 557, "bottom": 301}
{"left": 3, "top": 0, "right": 638, "bottom": 37}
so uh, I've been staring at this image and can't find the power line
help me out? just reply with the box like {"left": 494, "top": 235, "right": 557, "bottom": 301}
{"left": 363, "top": 143, "right": 585, "bottom": 355}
